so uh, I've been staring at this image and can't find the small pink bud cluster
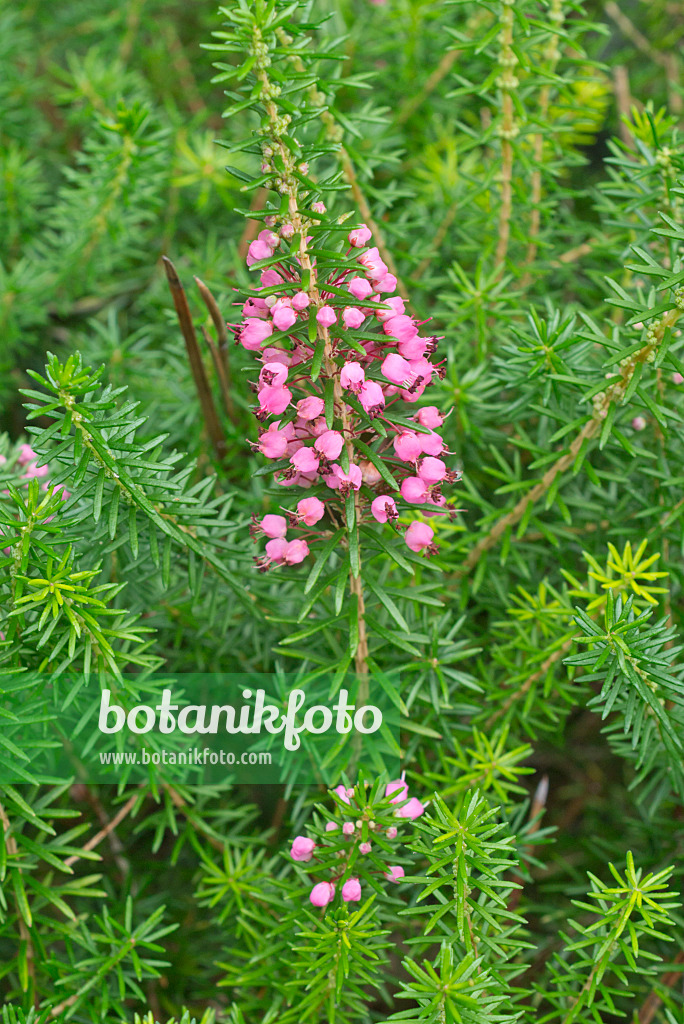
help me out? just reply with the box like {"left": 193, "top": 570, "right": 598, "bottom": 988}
{"left": 288, "top": 776, "right": 424, "bottom": 910}
{"left": 235, "top": 221, "right": 462, "bottom": 570}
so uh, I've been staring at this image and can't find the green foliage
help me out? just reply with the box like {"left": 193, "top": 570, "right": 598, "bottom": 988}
{"left": 2, "top": 0, "right": 684, "bottom": 1022}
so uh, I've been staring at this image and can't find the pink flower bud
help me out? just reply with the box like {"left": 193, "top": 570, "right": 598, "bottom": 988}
{"left": 297, "top": 496, "right": 325, "bottom": 526}
{"left": 290, "top": 447, "right": 320, "bottom": 474}
{"left": 385, "top": 866, "right": 405, "bottom": 883}
{"left": 415, "top": 406, "right": 443, "bottom": 429}
{"left": 375, "top": 273, "right": 397, "bottom": 293}
{"left": 395, "top": 797, "right": 425, "bottom": 819}
{"left": 314, "top": 430, "right": 344, "bottom": 461}
{"left": 405, "top": 521, "right": 434, "bottom": 552}
{"left": 418, "top": 457, "right": 446, "bottom": 485}
{"left": 272, "top": 305, "right": 297, "bottom": 331}
{"left": 394, "top": 431, "right": 423, "bottom": 463}
{"left": 297, "top": 396, "right": 325, "bottom": 421}
{"left": 386, "top": 826, "right": 398, "bottom": 839}
{"left": 258, "top": 229, "right": 279, "bottom": 248}
{"left": 310, "top": 881, "right": 335, "bottom": 907}
{"left": 240, "top": 318, "right": 274, "bottom": 351}
{"left": 631, "top": 416, "right": 646, "bottom": 431}
{"left": 334, "top": 784, "right": 351, "bottom": 804}
{"left": 292, "top": 291, "right": 310, "bottom": 311}
{"left": 259, "top": 385, "right": 292, "bottom": 415}
{"left": 348, "top": 277, "right": 373, "bottom": 300}
{"left": 386, "top": 778, "right": 409, "bottom": 802}
{"left": 280, "top": 222, "right": 295, "bottom": 240}
{"left": 381, "top": 353, "right": 411, "bottom": 385}
{"left": 341, "top": 878, "right": 362, "bottom": 902}
{"left": 673, "top": 372, "right": 684, "bottom": 384}
{"left": 359, "top": 842, "right": 372, "bottom": 854}
{"left": 325, "top": 821, "right": 338, "bottom": 832}
{"left": 342, "top": 821, "right": 355, "bottom": 836}
{"left": 22, "top": 461, "right": 49, "bottom": 480}
{"left": 283, "top": 539, "right": 309, "bottom": 565}
{"left": 246, "top": 239, "right": 273, "bottom": 266}
{"left": 359, "top": 381, "right": 385, "bottom": 416}
{"left": 291, "top": 835, "right": 316, "bottom": 861}
{"left": 342, "top": 307, "right": 365, "bottom": 329}
{"left": 311, "top": 201, "right": 326, "bottom": 214}
{"left": 348, "top": 224, "right": 372, "bottom": 247}
{"left": 400, "top": 477, "right": 428, "bottom": 503}
{"left": 371, "top": 496, "right": 398, "bottom": 523}
{"left": 260, "top": 514, "right": 287, "bottom": 539}
{"left": 340, "top": 362, "right": 365, "bottom": 392}
{"left": 360, "top": 460, "right": 382, "bottom": 487}
{"left": 316, "top": 305, "right": 337, "bottom": 327}
{"left": 376, "top": 296, "right": 405, "bottom": 322}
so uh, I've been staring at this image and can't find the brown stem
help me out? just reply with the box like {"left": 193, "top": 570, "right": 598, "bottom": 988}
{"left": 64, "top": 790, "right": 139, "bottom": 869}
{"left": 194, "top": 276, "right": 238, "bottom": 422}
{"left": 638, "top": 950, "right": 684, "bottom": 1024}
{"left": 162, "top": 256, "right": 227, "bottom": 463}
{"left": 485, "top": 638, "right": 575, "bottom": 729}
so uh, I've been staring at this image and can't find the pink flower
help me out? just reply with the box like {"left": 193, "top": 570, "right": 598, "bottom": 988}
{"left": 401, "top": 477, "right": 428, "bottom": 504}
{"left": 258, "top": 423, "right": 290, "bottom": 459}
{"left": 260, "top": 514, "right": 287, "bottom": 539}
{"left": 348, "top": 277, "right": 373, "bottom": 300}
{"left": 342, "top": 307, "right": 365, "bottom": 329}
{"left": 17, "top": 445, "right": 38, "bottom": 466}
{"left": 419, "top": 431, "right": 444, "bottom": 457}
{"left": 246, "top": 238, "right": 273, "bottom": 266}
{"left": 348, "top": 224, "right": 372, "bottom": 247}
{"left": 418, "top": 457, "right": 446, "bottom": 485}
{"left": 310, "top": 881, "right": 336, "bottom": 907}
{"left": 375, "top": 273, "right": 397, "bottom": 293}
{"left": 359, "top": 381, "right": 385, "bottom": 417}
{"left": 297, "top": 396, "right": 325, "bottom": 421}
{"left": 290, "top": 447, "right": 320, "bottom": 474}
{"left": 394, "top": 431, "right": 423, "bottom": 463}
{"left": 341, "top": 878, "right": 362, "bottom": 902}
{"left": 376, "top": 296, "right": 405, "bottom": 322}
{"left": 291, "top": 836, "right": 316, "bottom": 862}
{"left": 240, "top": 319, "right": 274, "bottom": 351}
{"left": 359, "top": 842, "right": 372, "bottom": 854}
{"left": 297, "top": 496, "right": 325, "bottom": 526}
{"left": 316, "top": 305, "right": 337, "bottom": 327}
{"left": 315, "top": 430, "right": 344, "bottom": 460}
{"left": 327, "top": 464, "right": 362, "bottom": 492}
{"left": 22, "top": 461, "right": 49, "bottom": 480}
{"left": 413, "top": 407, "right": 440, "bottom": 430}
{"left": 358, "top": 247, "right": 388, "bottom": 281}
{"left": 386, "top": 826, "right": 398, "bottom": 839}
{"left": 259, "top": 385, "right": 292, "bottom": 415}
{"left": 340, "top": 362, "right": 365, "bottom": 392}
{"left": 381, "top": 353, "right": 411, "bottom": 386}
{"left": 283, "top": 539, "right": 309, "bottom": 564}
{"left": 265, "top": 537, "right": 288, "bottom": 564}
{"left": 386, "top": 778, "right": 409, "bottom": 803}
{"left": 334, "top": 784, "right": 353, "bottom": 804}
{"left": 371, "top": 496, "right": 398, "bottom": 523}
{"left": 258, "top": 229, "right": 279, "bottom": 248}
{"left": 272, "top": 305, "right": 297, "bottom": 331}
{"left": 259, "top": 361, "right": 288, "bottom": 388}
{"left": 342, "top": 821, "right": 355, "bottom": 836}
{"left": 292, "top": 291, "right": 310, "bottom": 311}
{"left": 383, "top": 315, "right": 417, "bottom": 344}
{"left": 243, "top": 298, "right": 268, "bottom": 318}
{"left": 395, "top": 797, "right": 425, "bottom": 819}
{"left": 385, "top": 866, "right": 405, "bottom": 883}
{"left": 397, "top": 335, "right": 427, "bottom": 360}
{"left": 405, "top": 521, "right": 434, "bottom": 552}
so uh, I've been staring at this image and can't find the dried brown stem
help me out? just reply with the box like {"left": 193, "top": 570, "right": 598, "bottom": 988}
{"left": 638, "top": 950, "right": 684, "bottom": 1024}
{"left": 195, "top": 276, "right": 237, "bottom": 422}
{"left": 485, "top": 639, "right": 574, "bottom": 729}
{"left": 162, "top": 256, "right": 227, "bottom": 463}
{"left": 64, "top": 791, "right": 139, "bottom": 869}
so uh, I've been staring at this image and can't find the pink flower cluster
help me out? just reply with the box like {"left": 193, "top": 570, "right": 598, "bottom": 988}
{"left": 236, "top": 220, "right": 461, "bottom": 570}
{"left": 289, "top": 776, "right": 425, "bottom": 909}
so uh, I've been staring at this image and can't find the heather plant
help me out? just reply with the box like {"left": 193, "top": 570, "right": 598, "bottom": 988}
{"left": 2, "top": 1, "right": 684, "bottom": 1023}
